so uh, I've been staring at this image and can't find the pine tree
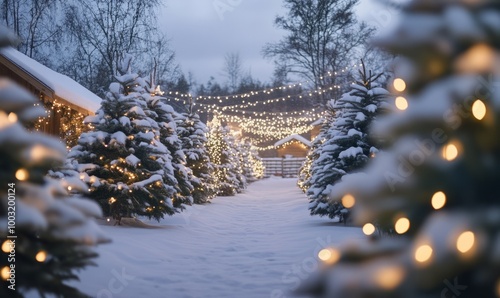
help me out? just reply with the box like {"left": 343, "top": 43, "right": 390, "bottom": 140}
{"left": 0, "top": 27, "right": 107, "bottom": 297}
{"left": 68, "top": 56, "right": 179, "bottom": 223}
{"left": 298, "top": 1, "right": 500, "bottom": 297}
{"left": 176, "top": 109, "right": 218, "bottom": 204}
{"left": 146, "top": 96, "right": 194, "bottom": 208}
{"left": 207, "top": 116, "right": 244, "bottom": 196}
{"left": 307, "top": 64, "right": 388, "bottom": 220}
{"left": 240, "top": 139, "right": 265, "bottom": 182}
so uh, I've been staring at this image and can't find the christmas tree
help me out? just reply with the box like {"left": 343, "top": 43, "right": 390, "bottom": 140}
{"left": 298, "top": 1, "right": 500, "bottom": 297}
{"left": 146, "top": 95, "right": 194, "bottom": 208}
{"left": 68, "top": 56, "right": 179, "bottom": 223}
{"left": 239, "top": 139, "right": 264, "bottom": 182}
{"left": 207, "top": 116, "right": 245, "bottom": 196}
{"left": 176, "top": 108, "right": 218, "bottom": 204}
{"left": 0, "top": 27, "right": 107, "bottom": 297}
{"left": 307, "top": 64, "right": 388, "bottom": 221}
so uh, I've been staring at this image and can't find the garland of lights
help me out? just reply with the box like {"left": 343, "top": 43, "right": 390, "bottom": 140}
{"left": 33, "top": 97, "right": 87, "bottom": 148}
{"left": 164, "top": 63, "right": 362, "bottom": 103}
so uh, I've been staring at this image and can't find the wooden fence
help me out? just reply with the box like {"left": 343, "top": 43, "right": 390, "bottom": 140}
{"left": 262, "top": 157, "right": 306, "bottom": 178}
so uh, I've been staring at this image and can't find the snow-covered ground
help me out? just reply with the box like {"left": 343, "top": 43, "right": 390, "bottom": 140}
{"left": 72, "top": 177, "right": 365, "bottom": 298}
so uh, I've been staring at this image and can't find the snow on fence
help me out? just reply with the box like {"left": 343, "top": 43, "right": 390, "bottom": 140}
{"left": 262, "top": 157, "right": 306, "bottom": 178}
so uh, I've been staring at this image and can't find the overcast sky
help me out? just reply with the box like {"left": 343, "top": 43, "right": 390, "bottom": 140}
{"left": 160, "top": 0, "right": 399, "bottom": 86}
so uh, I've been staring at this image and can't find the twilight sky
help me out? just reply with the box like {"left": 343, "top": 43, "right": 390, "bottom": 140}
{"left": 160, "top": 0, "right": 399, "bottom": 86}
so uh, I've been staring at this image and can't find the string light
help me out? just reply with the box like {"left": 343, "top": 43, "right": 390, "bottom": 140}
{"left": 363, "top": 223, "right": 376, "bottom": 236}
{"left": 431, "top": 191, "right": 446, "bottom": 210}
{"left": 472, "top": 99, "right": 486, "bottom": 120}
{"left": 1, "top": 240, "right": 11, "bottom": 253}
{"left": 395, "top": 217, "right": 410, "bottom": 234}
{"left": 395, "top": 96, "right": 408, "bottom": 111}
{"left": 374, "top": 266, "right": 405, "bottom": 290}
{"left": 318, "top": 248, "right": 341, "bottom": 265}
{"left": 1, "top": 266, "right": 9, "bottom": 280}
{"left": 414, "top": 244, "right": 433, "bottom": 263}
{"left": 393, "top": 78, "right": 407, "bottom": 92}
{"left": 456, "top": 231, "right": 475, "bottom": 254}
{"left": 341, "top": 194, "right": 356, "bottom": 208}
{"left": 35, "top": 250, "right": 47, "bottom": 262}
{"left": 15, "top": 168, "right": 29, "bottom": 181}
{"left": 7, "top": 112, "right": 17, "bottom": 123}
{"left": 442, "top": 143, "right": 459, "bottom": 161}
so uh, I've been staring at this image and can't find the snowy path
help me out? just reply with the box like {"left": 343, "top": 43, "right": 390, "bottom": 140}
{"left": 72, "top": 177, "right": 365, "bottom": 298}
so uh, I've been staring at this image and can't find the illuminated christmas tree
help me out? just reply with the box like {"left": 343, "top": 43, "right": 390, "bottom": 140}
{"left": 146, "top": 96, "right": 194, "bottom": 208}
{"left": 307, "top": 64, "right": 388, "bottom": 221}
{"left": 176, "top": 109, "right": 218, "bottom": 204}
{"left": 0, "top": 27, "right": 107, "bottom": 297}
{"left": 68, "top": 56, "right": 180, "bottom": 223}
{"left": 207, "top": 116, "right": 245, "bottom": 196}
{"left": 298, "top": 1, "right": 500, "bottom": 297}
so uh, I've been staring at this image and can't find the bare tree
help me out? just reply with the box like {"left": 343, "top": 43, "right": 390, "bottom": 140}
{"left": 222, "top": 52, "right": 242, "bottom": 93}
{"left": 0, "top": 0, "right": 62, "bottom": 65}
{"left": 262, "top": 0, "right": 375, "bottom": 105}
{"left": 62, "top": 0, "right": 177, "bottom": 94}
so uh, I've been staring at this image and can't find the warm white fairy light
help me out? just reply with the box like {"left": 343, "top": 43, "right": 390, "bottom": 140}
{"left": 431, "top": 191, "right": 446, "bottom": 210}
{"left": 442, "top": 143, "right": 459, "bottom": 161}
{"left": 1, "top": 266, "right": 10, "bottom": 280}
{"left": 415, "top": 244, "right": 433, "bottom": 263}
{"left": 374, "top": 266, "right": 405, "bottom": 290}
{"left": 393, "top": 78, "right": 407, "bottom": 92}
{"left": 362, "top": 223, "right": 376, "bottom": 236}
{"left": 395, "top": 96, "right": 408, "bottom": 111}
{"left": 341, "top": 194, "right": 356, "bottom": 208}
{"left": 35, "top": 250, "right": 47, "bottom": 262}
{"left": 456, "top": 231, "right": 475, "bottom": 254}
{"left": 15, "top": 168, "right": 29, "bottom": 181}
{"left": 395, "top": 217, "right": 410, "bottom": 234}
{"left": 472, "top": 99, "right": 486, "bottom": 120}
{"left": 318, "top": 248, "right": 341, "bottom": 264}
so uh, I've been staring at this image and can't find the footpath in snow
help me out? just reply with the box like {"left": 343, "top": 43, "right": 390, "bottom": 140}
{"left": 71, "top": 177, "right": 365, "bottom": 298}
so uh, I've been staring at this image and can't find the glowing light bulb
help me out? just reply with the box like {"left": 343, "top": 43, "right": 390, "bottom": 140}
{"left": 67, "top": 186, "right": 72, "bottom": 191}
{"left": 363, "top": 223, "right": 376, "bottom": 236}
{"left": 393, "top": 78, "right": 406, "bottom": 92}
{"left": 395, "top": 217, "right": 410, "bottom": 234}
{"left": 108, "top": 197, "right": 117, "bottom": 204}
{"left": 15, "top": 168, "right": 29, "bottom": 181}
{"left": 341, "top": 194, "right": 356, "bottom": 208}
{"left": 1, "top": 240, "right": 11, "bottom": 253}
{"left": 456, "top": 231, "right": 475, "bottom": 254}
{"left": 7, "top": 112, "right": 17, "bottom": 123}
{"left": 374, "top": 266, "right": 405, "bottom": 290}
{"left": 106, "top": 218, "right": 111, "bottom": 222}
{"left": 395, "top": 96, "right": 408, "bottom": 111}
{"left": 35, "top": 250, "right": 47, "bottom": 262}
{"left": 431, "top": 191, "right": 446, "bottom": 210}
{"left": 318, "top": 248, "right": 341, "bottom": 264}
{"left": 472, "top": 100, "right": 486, "bottom": 120}
{"left": 442, "top": 143, "right": 459, "bottom": 161}
{"left": 1, "top": 266, "right": 10, "bottom": 280}
{"left": 415, "top": 245, "right": 433, "bottom": 263}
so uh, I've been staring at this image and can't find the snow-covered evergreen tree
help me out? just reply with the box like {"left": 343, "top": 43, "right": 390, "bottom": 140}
{"left": 307, "top": 64, "right": 388, "bottom": 220}
{"left": 176, "top": 109, "right": 218, "bottom": 204}
{"left": 298, "top": 1, "right": 500, "bottom": 297}
{"left": 207, "top": 116, "right": 245, "bottom": 196}
{"left": 298, "top": 115, "right": 333, "bottom": 193}
{"left": 146, "top": 96, "right": 194, "bottom": 208}
{"left": 68, "top": 56, "right": 180, "bottom": 223}
{"left": 0, "top": 28, "right": 107, "bottom": 297}
{"left": 240, "top": 139, "right": 264, "bottom": 182}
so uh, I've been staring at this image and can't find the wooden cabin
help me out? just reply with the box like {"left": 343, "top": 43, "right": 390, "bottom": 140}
{"left": 0, "top": 47, "right": 101, "bottom": 146}
{"left": 274, "top": 134, "right": 312, "bottom": 158}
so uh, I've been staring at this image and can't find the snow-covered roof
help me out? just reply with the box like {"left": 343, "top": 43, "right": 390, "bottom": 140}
{"left": 311, "top": 118, "right": 324, "bottom": 126}
{"left": 0, "top": 47, "right": 101, "bottom": 113}
{"left": 274, "top": 134, "right": 312, "bottom": 147}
